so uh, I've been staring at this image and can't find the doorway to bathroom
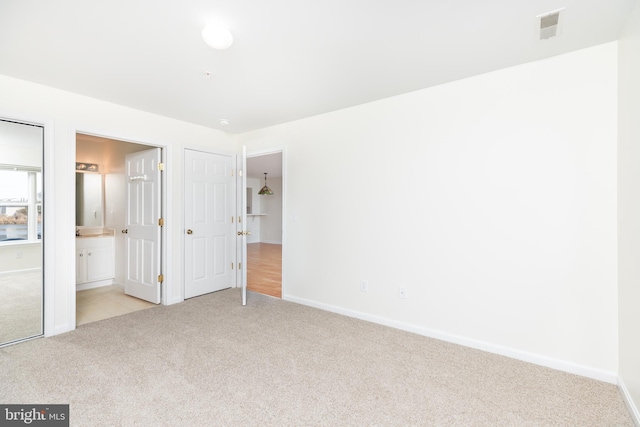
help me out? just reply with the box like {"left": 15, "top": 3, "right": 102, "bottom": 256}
{"left": 75, "top": 133, "right": 163, "bottom": 325}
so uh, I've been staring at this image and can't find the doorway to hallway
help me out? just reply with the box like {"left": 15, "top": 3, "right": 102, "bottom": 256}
{"left": 245, "top": 151, "right": 283, "bottom": 299}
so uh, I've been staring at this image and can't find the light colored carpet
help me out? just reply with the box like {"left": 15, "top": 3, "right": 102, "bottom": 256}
{"left": 0, "top": 289, "right": 633, "bottom": 426}
{"left": 0, "top": 270, "right": 42, "bottom": 345}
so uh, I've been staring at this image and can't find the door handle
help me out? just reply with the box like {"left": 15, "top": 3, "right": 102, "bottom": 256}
{"left": 186, "top": 229, "right": 193, "bottom": 235}
{"left": 122, "top": 229, "right": 128, "bottom": 234}
{"left": 237, "top": 231, "right": 251, "bottom": 236}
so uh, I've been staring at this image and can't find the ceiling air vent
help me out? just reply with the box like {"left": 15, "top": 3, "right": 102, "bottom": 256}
{"left": 539, "top": 9, "right": 562, "bottom": 40}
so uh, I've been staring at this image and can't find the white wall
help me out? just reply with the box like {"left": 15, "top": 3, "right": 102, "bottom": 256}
{"left": 260, "top": 177, "right": 282, "bottom": 244}
{"left": 239, "top": 43, "right": 619, "bottom": 380}
{"left": 0, "top": 243, "right": 40, "bottom": 273}
{"left": 618, "top": 1, "right": 640, "bottom": 421}
{"left": 0, "top": 74, "right": 235, "bottom": 335}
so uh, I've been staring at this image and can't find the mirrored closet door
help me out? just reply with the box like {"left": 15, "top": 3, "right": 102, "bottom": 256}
{"left": 0, "top": 118, "right": 44, "bottom": 346}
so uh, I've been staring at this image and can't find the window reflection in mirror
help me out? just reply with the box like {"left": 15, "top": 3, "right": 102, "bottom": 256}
{"left": 75, "top": 172, "right": 103, "bottom": 227}
{"left": 0, "top": 118, "right": 44, "bottom": 346}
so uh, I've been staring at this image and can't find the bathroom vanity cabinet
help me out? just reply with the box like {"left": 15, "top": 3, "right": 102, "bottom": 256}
{"left": 76, "top": 236, "right": 115, "bottom": 285}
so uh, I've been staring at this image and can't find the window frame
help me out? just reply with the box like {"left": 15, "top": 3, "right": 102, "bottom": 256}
{"left": 0, "top": 168, "right": 42, "bottom": 244}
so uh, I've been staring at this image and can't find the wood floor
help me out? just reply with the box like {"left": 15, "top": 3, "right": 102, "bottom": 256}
{"left": 247, "top": 243, "right": 282, "bottom": 298}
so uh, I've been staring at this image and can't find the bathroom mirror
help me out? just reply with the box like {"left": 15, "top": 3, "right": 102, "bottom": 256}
{"left": 76, "top": 172, "right": 103, "bottom": 227}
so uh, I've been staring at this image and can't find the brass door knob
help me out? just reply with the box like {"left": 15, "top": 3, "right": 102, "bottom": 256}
{"left": 186, "top": 229, "right": 193, "bottom": 235}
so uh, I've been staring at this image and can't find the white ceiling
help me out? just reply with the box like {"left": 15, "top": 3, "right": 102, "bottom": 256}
{"left": 246, "top": 153, "right": 282, "bottom": 179}
{"left": 0, "top": 0, "right": 636, "bottom": 134}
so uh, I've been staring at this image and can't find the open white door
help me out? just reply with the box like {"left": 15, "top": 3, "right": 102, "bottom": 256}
{"left": 184, "top": 149, "right": 234, "bottom": 299}
{"left": 124, "top": 148, "right": 162, "bottom": 304}
{"left": 239, "top": 146, "right": 248, "bottom": 305}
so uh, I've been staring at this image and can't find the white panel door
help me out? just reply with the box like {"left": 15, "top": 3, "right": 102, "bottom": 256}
{"left": 184, "top": 149, "right": 234, "bottom": 299}
{"left": 124, "top": 148, "right": 162, "bottom": 304}
{"left": 240, "top": 146, "right": 247, "bottom": 305}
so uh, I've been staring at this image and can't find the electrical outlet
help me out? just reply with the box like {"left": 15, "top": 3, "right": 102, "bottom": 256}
{"left": 360, "top": 279, "right": 369, "bottom": 292}
{"left": 398, "top": 287, "right": 407, "bottom": 299}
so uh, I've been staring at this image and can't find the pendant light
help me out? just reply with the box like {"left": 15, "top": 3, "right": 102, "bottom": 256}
{"left": 258, "top": 172, "right": 274, "bottom": 195}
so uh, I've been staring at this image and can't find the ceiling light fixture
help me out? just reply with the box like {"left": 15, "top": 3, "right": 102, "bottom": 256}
{"left": 258, "top": 172, "right": 274, "bottom": 195}
{"left": 219, "top": 119, "right": 230, "bottom": 126}
{"left": 202, "top": 23, "right": 233, "bottom": 49}
{"left": 75, "top": 162, "right": 99, "bottom": 172}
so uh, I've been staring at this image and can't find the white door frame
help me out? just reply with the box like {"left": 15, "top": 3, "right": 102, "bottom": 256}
{"left": 244, "top": 146, "right": 286, "bottom": 299}
{"left": 69, "top": 128, "right": 170, "bottom": 328}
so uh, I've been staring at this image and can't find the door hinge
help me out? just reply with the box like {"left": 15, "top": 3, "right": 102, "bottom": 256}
{"left": 231, "top": 169, "right": 234, "bottom": 177}
{"left": 231, "top": 216, "right": 234, "bottom": 223}
{"left": 238, "top": 216, "right": 242, "bottom": 223}
{"left": 158, "top": 162, "right": 165, "bottom": 171}
{"left": 158, "top": 274, "right": 164, "bottom": 283}
{"left": 239, "top": 170, "right": 243, "bottom": 177}
{"left": 158, "top": 218, "right": 165, "bottom": 227}
{"left": 238, "top": 263, "right": 242, "bottom": 270}
{"left": 231, "top": 262, "right": 234, "bottom": 270}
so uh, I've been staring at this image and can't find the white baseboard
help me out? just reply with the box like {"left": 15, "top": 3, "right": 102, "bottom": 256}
{"left": 166, "top": 296, "right": 183, "bottom": 305}
{"left": 51, "top": 323, "right": 74, "bottom": 337}
{"left": 259, "top": 239, "right": 282, "bottom": 245}
{"left": 75, "top": 279, "right": 114, "bottom": 291}
{"left": 284, "top": 294, "right": 618, "bottom": 384}
{"left": 619, "top": 377, "right": 640, "bottom": 426}
{"left": 0, "top": 268, "right": 41, "bottom": 276}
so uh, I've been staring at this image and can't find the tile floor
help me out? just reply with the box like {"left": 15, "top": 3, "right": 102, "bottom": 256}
{"left": 76, "top": 285, "right": 156, "bottom": 326}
